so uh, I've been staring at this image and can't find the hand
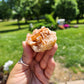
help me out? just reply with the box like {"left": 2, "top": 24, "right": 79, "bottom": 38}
{"left": 7, "top": 41, "right": 58, "bottom": 84}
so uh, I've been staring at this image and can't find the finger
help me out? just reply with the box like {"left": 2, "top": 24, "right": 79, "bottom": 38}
{"left": 44, "top": 58, "right": 55, "bottom": 79}
{"left": 48, "top": 58, "right": 56, "bottom": 71}
{"left": 34, "top": 64, "right": 49, "bottom": 84}
{"left": 26, "top": 33, "right": 37, "bottom": 57}
{"left": 26, "top": 33, "right": 31, "bottom": 40}
{"left": 22, "top": 41, "right": 34, "bottom": 65}
{"left": 40, "top": 44, "right": 58, "bottom": 69}
{"left": 35, "top": 52, "right": 45, "bottom": 62}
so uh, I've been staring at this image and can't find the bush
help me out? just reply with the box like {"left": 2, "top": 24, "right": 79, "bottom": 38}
{"left": 45, "top": 14, "right": 56, "bottom": 25}
{"left": 45, "top": 14, "right": 57, "bottom": 30}
{"left": 31, "top": 23, "right": 45, "bottom": 31}
{"left": 45, "top": 23, "right": 57, "bottom": 30}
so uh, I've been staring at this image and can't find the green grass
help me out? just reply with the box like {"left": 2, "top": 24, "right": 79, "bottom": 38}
{"left": 0, "top": 21, "right": 28, "bottom": 31}
{"left": 0, "top": 19, "right": 46, "bottom": 32}
{"left": 55, "top": 24, "right": 84, "bottom": 67}
{"left": 0, "top": 29, "right": 30, "bottom": 70}
{"left": 71, "top": 19, "right": 84, "bottom": 24}
{"left": 0, "top": 20, "right": 84, "bottom": 71}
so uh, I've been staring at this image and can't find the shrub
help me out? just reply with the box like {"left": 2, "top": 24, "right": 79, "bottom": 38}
{"left": 45, "top": 14, "right": 57, "bottom": 30}
{"left": 45, "top": 14, "right": 56, "bottom": 25}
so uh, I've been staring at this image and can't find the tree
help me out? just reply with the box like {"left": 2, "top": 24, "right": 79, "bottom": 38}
{"left": 12, "top": 0, "right": 23, "bottom": 29}
{"left": 54, "top": 0, "right": 79, "bottom": 21}
{"left": 21, "top": 0, "right": 38, "bottom": 23}
{"left": 40, "top": 0, "right": 55, "bottom": 15}
{"left": 12, "top": 9, "right": 23, "bottom": 29}
{"left": 31, "top": 0, "right": 55, "bottom": 22}
{"left": 76, "top": 0, "right": 84, "bottom": 24}
{"left": 0, "top": 1, "right": 12, "bottom": 21}
{"left": 6, "top": 0, "right": 16, "bottom": 9}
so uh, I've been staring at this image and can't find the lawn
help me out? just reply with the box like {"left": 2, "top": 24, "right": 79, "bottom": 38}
{"left": 0, "top": 21, "right": 28, "bottom": 31}
{"left": 55, "top": 25, "right": 84, "bottom": 67}
{"left": 71, "top": 19, "right": 84, "bottom": 24}
{"left": 0, "top": 20, "right": 84, "bottom": 71}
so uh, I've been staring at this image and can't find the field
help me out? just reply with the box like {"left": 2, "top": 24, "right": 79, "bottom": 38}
{"left": 0, "top": 20, "right": 84, "bottom": 71}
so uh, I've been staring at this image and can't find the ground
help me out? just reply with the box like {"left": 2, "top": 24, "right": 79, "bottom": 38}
{"left": 50, "top": 62, "right": 84, "bottom": 83}
{"left": 0, "top": 20, "right": 84, "bottom": 83}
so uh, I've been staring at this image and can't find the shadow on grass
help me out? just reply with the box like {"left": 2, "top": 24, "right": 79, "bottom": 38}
{"left": 4, "top": 23, "right": 29, "bottom": 26}
{"left": 0, "top": 27, "right": 28, "bottom": 33}
{"left": 4, "top": 20, "right": 46, "bottom": 26}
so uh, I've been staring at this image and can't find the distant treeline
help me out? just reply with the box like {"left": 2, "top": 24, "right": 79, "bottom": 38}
{"left": 0, "top": 0, "right": 84, "bottom": 24}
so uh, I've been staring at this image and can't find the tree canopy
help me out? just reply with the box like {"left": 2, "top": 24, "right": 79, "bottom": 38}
{"left": 77, "top": 0, "right": 84, "bottom": 18}
{"left": 0, "top": 0, "right": 83, "bottom": 24}
{"left": 0, "top": 1, "right": 12, "bottom": 20}
{"left": 54, "top": 0, "right": 79, "bottom": 21}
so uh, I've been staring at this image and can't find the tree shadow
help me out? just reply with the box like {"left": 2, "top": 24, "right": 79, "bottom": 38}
{"left": 4, "top": 20, "right": 45, "bottom": 26}
{"left": 4, "top": 23, "right": 29, "bottom": 26}
{"left": 0, "top": 27, "right": 27, "bottom": 33}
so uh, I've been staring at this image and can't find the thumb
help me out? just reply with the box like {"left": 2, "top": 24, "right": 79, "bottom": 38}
{"left": 11, "top": 41, "right": 34, "bottom": 72}
{"left": 22, "top": 41, "right": 34, "bottom": 65}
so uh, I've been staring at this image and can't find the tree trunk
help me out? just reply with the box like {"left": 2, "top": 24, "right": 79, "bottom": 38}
{"left": 37, "top": 16, "right": 39, "bottom": 22}
{"left": 82, "top": 13, "right": 83, "bottom": 18}
{"left": 76, "top": 14, "right": 80, "bottom": 24}
{"left": 25, "top": 18, "right": 28, "bottom": 24}
{"left": 17, "top": 19, "right": 21, "bottom": 29}
{"left": 77, "top": 19, "right": 79, "bottom": 24}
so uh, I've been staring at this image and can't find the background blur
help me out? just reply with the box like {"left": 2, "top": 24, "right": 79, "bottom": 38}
{"left": 0, "top": 0, "right": 84, "bottom": 84}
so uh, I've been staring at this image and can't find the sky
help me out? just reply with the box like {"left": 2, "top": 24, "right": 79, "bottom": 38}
{"left": 0, "top": 0, "right": 7, "bottom": 1}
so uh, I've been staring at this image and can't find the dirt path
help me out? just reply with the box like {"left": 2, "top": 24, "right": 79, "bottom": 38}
{"left": 49, "top": 62, "right": 84, "bottom": 84}
{"left": 59, "top": 80, "right": 84, "bottom": 84}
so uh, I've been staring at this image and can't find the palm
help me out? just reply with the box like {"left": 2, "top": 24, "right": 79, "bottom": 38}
{"left": 19, "top": 62, "right": 43, "bottom": 84}
{"left": 22, "top": 57, "right": 49, "bottom": 84}
{"left": 25, "top": 60, "right": 43, "bottom": 84}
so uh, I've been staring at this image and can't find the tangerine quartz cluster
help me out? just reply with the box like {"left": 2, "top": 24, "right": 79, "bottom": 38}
{"left": 26, "top": 27, "right": 57, "bottom": 52}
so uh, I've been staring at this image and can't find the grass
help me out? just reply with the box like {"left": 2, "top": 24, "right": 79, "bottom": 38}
{"left": 55, "top": 25, "right": 84, "bottom": 67}
{"left": 0, "top": 21, "right": 28, "bottom": 31}
{"left": 0, "top": 29, "right": 30, "bottom": 70}
{"left": 71, "top": 19, "right": 84, "bottom": 24}
{"left": 0, "top": 20, "right": 84, "bottom": 71}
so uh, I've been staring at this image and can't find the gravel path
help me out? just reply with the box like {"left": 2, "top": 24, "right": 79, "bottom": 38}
{"left": 59, "top": 80, "right": 84, "bottom": 84}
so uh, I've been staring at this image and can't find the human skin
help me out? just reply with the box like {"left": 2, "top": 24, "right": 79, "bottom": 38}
{"left": 7, "top": 41, "right": 58, "bottom": 84}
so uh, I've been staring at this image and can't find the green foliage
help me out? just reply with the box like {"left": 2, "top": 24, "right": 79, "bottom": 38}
{"left": 40, "top": 0, "right": 55, "bottom": 15}
{"left": 0, "top": 1, "right": 12, "bottom": 20}
{"left": 0, "top": 0, "right": 84, "bottom": 24}
{"left": 12, "top": 0, "right": 23, "bottom": 20}
{"left": 70, "top": 67, "right": 78, "bottom": 73}
{"left": 31, "top": 23, "right": 45, "bottom": 31}
{"left": 6, "top": 0, "right": 17, "bottom": 9}
{"left": 78, "top": 66, "right": 84, "bottom": 73}
{"left": 45, "top": 14, "right": 57, "bottom": 30}
{"left": 12, "top": 0, "right": 24, "bottom": 29}
{"left": 45, "top": 14, "right": 56, "bottom": 25}
{"left": 21, "top": 0, "right": 39, "bottom": 22}
{"left": 54, "top": 0, "right": 79, "bottom": 21}
{"left": 45, "top": 23, "right": 57, "bottom": 30}
{"left": 76, "top": 0, "right": 84, "bottom": 17}
{"left": 12, "top": 10, "right": 23, "bottom": 21}
{"left": 76, "top": 0, "right": 84, "bottom": 23}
